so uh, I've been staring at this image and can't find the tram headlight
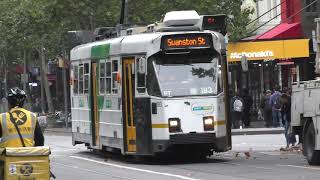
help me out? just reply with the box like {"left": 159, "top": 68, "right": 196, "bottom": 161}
{"left": 203, "top": 116, "right": 214, "bottom": 131}
{"left": 168, "top": 118, "right": 181, "bottom": 133}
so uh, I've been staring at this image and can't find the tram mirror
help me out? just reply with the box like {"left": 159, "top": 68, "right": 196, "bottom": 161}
{"left": 218, "top": 66, "right": 223, "bottom": 91}
{"left": 137, "top": 57, "right": 146, "bottom": 74}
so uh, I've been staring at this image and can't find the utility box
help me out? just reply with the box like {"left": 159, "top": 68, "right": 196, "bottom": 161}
{"left": 0, "top": 146, "right": 50, "bottom": 180}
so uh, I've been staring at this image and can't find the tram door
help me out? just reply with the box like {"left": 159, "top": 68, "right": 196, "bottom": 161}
{"left": 91, "top": 62, "right": 100, "bottom": 147}
{"left": 122, "top": 58, "right": 137, "bottom": 152}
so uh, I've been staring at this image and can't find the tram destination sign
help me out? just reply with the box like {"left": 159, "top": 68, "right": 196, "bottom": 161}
{"left": 161, "top": 33, "right": 212, "bottom": 50}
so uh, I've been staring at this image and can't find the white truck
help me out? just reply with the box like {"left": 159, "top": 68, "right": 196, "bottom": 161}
{"left": 291, "top": 18, "right": 320, "bottom": 165}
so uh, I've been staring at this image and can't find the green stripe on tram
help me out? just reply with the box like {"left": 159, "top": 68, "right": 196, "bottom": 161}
{"left": 98, "top": 96, "right": 104, "bottom": 110}
{"left": 90, "top": 43, "right": 110, "bottom": 134}
{"left": 91, "top": 44, "right": 110, "bottom": 59}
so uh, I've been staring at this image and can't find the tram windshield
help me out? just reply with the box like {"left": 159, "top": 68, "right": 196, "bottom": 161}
{"left": 149, "top": 50, "right": 219, "bottom": 97}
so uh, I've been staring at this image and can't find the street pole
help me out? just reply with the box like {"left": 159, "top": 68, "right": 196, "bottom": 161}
{"left": 120, "top": 0, "right": 125, "bottom": 24}
{"left": 2, "top": 51, "right": 8, "bottom": 111}
{"left": 40, "top": 43, "right": 54, "bottom": 113}
{"left": 120, "top": 0, "right": 129, "bottom": 24}
{"left": 124, "top": 0, "right": 129, "bottom": 25}
{"left": 62, "top": 52, "right": 69, "bottom": 129}
{"left": 23, "top": 49, "right": 27, "bottom": 92}
{"left": 40, "top": 70, "right": 45, "bottom": 114}
{"left": 315, "top": 18, "right": 320, "bottom": 79}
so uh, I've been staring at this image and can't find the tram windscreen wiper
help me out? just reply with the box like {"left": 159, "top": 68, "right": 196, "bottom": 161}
{"left": 164, "top": 50, "right": 190, "bottom": 55}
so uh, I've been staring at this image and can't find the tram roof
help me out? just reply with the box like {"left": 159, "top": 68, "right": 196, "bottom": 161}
{"left": 70, "top": 31, "right": 224, "bottom": 61}
{"left": 70, "top": 32, "right": 163, "bottom": 61}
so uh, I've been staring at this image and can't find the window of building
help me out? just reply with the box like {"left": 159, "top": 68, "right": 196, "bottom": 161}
{"left": 272, "top": 0, "right": 278, "bottom": 19}
{"left": 73, "top": 65, "right": 79, "bottom": 95}
{"left": 112, "top": 60, "right": 118, "bottom": 94}
{"left": 306, "top": 0, "right": 317, "bottom": 12}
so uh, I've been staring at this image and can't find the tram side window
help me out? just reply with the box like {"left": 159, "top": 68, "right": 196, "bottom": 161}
{"left": 84, "top": 63, "right": 90, "bottom": 94}
{"left": 79, "top": 65, "right": 84, "bottom": 95}
{"left": 146, "top": 60, "right": 161, "bottom": 96}
{"left": 106, "top": 62, "right": 112, "bottom": 94}
{"left": 99, "top": 61, "right": 106, "bottom": 94}
{"left": 112, "top": 60, "right": 118, "bottom": 94}
{"left": 136, "top": 57, "right": 146, "bottom": 94}
{"left": 73, "top": 65, "right": 79, "bottom": 95}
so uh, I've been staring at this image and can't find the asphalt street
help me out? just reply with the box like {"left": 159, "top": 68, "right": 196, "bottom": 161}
{"left": 45, "top": 133, "right": 320, "bottom": 180}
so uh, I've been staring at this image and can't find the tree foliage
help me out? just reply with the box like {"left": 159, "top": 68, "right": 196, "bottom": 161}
{"left": 0, "top": 0, "right": 254, "bottom": 64}
{"left": 128, "top": 0, "right": 255, "bottom": 41}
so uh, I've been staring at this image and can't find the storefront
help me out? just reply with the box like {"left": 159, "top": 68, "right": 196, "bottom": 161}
{"left": 227, "top": 39, "right": 310, "bottom": 123}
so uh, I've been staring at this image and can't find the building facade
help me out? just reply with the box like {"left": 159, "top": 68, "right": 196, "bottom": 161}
{"left": 256, "top": 0, "right": 282, "bottom": 34}
{"left": 227, "top": 0, "right": 317, "bottom": 127}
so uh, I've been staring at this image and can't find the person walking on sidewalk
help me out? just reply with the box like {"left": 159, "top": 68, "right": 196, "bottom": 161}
{"left": 269, "top": 86, "right": 282, "bottom": 127}
{"left": 281, "top": 90, "right": 296, "bottom": 148}
{"left": 241, "top": 89, "right": 252, "bottom": 128}
{"left": 260, "top": 90, "right": 272, "bottom": 127}
{"left": 230, "top": 92, "right": 243, "bottom": 129}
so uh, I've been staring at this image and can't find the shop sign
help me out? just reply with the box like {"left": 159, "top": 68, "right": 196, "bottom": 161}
{"left": 230, "top": 51, "right": 274, "bottom": 59}
{"left": 227, "top": 39, "right": 309, "bottom": 62}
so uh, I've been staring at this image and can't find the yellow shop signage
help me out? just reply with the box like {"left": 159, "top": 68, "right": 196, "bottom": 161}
{"left": 230, "top": 51, "right": 274, "bottom": 59}
{"left": 227, "top": 39, "right": 309, "bottom": 62}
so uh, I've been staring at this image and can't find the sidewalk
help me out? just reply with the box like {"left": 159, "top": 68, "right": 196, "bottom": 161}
{"left": 44, "top": 127, "right": 71, "bottom": 134}
{"left": 231, "top": 127, "right": 284, "bottom": 135}
{"left": 44, "top": 127, "right": 284, "bottom": 135}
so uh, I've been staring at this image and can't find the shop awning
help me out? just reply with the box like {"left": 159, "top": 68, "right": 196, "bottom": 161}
{"left": 255, "top": 23, "right": 302, "bottom": 40}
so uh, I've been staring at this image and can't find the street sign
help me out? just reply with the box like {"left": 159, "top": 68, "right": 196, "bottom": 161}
{"left": 241, "top": 55, "right": 248, "bottom": 72}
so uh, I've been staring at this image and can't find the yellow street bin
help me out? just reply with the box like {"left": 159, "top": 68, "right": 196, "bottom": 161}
{"left": 0, "top": 146, "right": 50, "bottom": 180}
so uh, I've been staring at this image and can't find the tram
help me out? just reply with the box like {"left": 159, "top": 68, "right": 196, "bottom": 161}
{"left": 70, "top": 10, "right": 231, "bottom": 157}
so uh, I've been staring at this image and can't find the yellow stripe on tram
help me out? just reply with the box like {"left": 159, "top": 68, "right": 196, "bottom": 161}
{"left": 152, "top": 124, "right": 169, "bottom": 128}
{"left": 214, "top": 120, "right": 226, "bottom": 126}
{"left": 152, "top": 120, "right": 226, "bottom": 129}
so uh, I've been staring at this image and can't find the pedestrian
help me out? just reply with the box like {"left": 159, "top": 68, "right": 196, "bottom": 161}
{"left": 260, "top": 90, "right": 272, "bottom": 127}
{"left": 241, "top": 89, "right": 252, "bottom": 128}
{"left": 230, "top": 92, "right": 243, "bottom": 129}
{"left": 269, "top": 86, "right": 282, "bottom": 127}
{"left": 0, "top": 88, "right": 51, "bottom": 179}
{"left": 0, "top": 87, "right": 44, "bottom": 148}
{"left": 281, "top": 90, "right": 296, "bottom": 148}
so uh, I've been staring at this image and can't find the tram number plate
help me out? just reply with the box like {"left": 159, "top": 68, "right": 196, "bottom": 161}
{"left": 200, "top": 87, "right": 213, "bottom": 94}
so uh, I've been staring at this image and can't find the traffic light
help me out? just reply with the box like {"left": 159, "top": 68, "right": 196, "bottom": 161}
{"left": 201, "top": 15, "right": 227, "bottom": 36}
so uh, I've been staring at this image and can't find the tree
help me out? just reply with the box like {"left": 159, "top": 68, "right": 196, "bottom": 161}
{"left": 0, "top": 0, "right": 255, "bottom": 113}
{"left": 127, "top": 0, "right": 255, "bottom": 41}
